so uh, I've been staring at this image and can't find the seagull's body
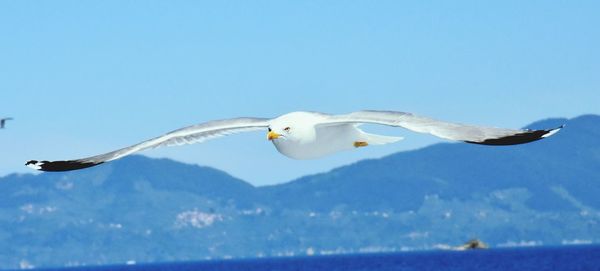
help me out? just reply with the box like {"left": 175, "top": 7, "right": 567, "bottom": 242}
{"left": 269, "top": 112, "right": 402, "bottom": 159}
{"left": 273, "top": 122, "right": 368, "bottom": 159}
{"left": 0, "top": 117, "right": 13, "bottom": 129}
{"left": 26, "top": 110, "right": 563, "bottom": 172}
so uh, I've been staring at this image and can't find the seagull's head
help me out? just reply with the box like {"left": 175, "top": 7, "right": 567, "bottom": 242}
{"left": 267, "top": 112, "right": 318, "bottom": 143}
{"left": 268, "top": 125, "right": 306, "bottom": 142}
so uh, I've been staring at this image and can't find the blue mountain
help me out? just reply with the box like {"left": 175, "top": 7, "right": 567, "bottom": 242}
{"left": 0, "top": 115, "right": 598, "bottom": 269}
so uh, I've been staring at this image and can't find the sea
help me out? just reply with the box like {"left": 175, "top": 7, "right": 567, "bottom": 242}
{"left": 27, "top": 245, "right": 600, "bottom": 271}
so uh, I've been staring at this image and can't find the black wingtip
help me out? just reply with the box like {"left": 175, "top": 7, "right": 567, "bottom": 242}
{"left": 465, "top": 125, "right": 564, "bottom": 146}
{"left": 26, "top": 160, "right": 103, "bottom": 172}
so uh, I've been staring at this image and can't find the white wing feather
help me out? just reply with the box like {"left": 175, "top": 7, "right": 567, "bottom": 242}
{"left": 26, "top": 117, "right": 270, "bottom": 171}
{"left": 319, "top": 110, "right": 562, "bottom": 143}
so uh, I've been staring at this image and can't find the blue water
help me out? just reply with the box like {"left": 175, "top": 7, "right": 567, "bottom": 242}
{"left": 34, "top": 245, "right": 600, "bottom": 271}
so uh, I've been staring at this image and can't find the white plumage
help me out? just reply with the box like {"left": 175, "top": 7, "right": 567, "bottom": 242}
{"left": 26, "top": 110, "right": 562, "bottom": 171}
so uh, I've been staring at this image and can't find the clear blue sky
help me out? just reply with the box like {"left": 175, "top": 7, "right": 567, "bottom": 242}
{"left": 1, "top": 1, "right": 598, "bottom": 185}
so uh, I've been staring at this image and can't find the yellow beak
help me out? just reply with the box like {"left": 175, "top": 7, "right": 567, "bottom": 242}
{"left": 267, "top": 131, "right": 280, "bottom": 140}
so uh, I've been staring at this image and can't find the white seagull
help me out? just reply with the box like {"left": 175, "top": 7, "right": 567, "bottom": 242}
{"left": 26, "top": 110, "right": 562, "bottom": 172}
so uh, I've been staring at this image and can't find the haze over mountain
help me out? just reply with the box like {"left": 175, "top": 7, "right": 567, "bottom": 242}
{"left": 0, "top": 115, "right": 598, "bottom": 269}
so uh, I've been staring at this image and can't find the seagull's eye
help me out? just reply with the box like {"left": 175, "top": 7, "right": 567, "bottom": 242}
{"left": 268, "top": 127, "right": 272, "bottom": 132}
{"left": 283, "top": 127, "right": 291, "bottom": 132}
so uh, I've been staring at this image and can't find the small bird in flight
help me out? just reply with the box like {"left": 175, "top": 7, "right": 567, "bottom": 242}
{"left": 26, "top": 110, "right": 562, "bottom": 172}
{"left": 1, "top": 118, "right": 13, "bottom": 129}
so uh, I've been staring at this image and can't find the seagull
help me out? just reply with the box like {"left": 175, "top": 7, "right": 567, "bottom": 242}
{"left": 26, "top": 110, "right": 563, "bottom": 172}
{"left": 1, "top": 117, "right": 13, "bottom": 129}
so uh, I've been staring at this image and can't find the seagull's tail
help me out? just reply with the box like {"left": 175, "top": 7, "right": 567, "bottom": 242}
{"left": 359, "top": 131, "right": 404, "bottom": 145}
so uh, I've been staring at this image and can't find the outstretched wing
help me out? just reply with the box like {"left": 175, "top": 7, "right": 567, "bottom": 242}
{"left": 26, "top": 117, "right": 270, "bottom": 172}
{"left": 319, "top": 110, "right": 562, "bottom": 144}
